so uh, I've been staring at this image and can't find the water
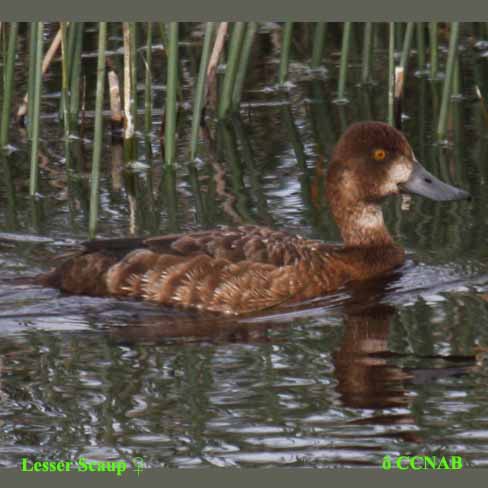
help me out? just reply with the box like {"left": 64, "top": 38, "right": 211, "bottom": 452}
{"left": 1, "top": 23, "right": 488, "bottom": 469}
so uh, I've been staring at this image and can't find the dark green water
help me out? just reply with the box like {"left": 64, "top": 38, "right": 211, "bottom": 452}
{"left": 1, "top": 23, "right": 488, "bottom": 469}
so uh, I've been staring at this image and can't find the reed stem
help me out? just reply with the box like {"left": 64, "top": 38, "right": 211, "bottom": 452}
{"left": 399, "top": 22, "right": 414, "bottom": 72}
{"left": 437, "top": 22, "right": 460, "bottom": 140}
{"left": 27, "top": 22, "right": 38, "bottom": 137}
{"left": 159, "top": 22, "right": 184, "bottom": 103}
{"left": 416, "top": 22, "right": 426, "bottom": 73}
{"left": 60, "top": 22, "right": 70, "bottom": 140}
{"left": 278, "top": 22, "right": 293, "bottom": 84}
{"left": 218, "top": 21, "right": 245, "bottom": 119}
{"left": 387, "top": 22, "right": 395, "bottom": 126}
{"left": 69, "top": 22, "right": 83, "bottom": 126}
{"left": 164, "top": 22, "right": 178, "bottom": 167}
{"left": 144, "top": 22, "right": 153, "bottom": 137}
{"left": 429, "top": 22, "right": 438, "bottom": 80}
{"left": 66, "top": 21, "right": 77, "bottom": 72}
{"left": 453, "top": 55, "right": 461, "bottom": 98}
{"left": 129, "top": 23, "right": 137, "bottom": 124}
{"left": 18, "top": 27, "right": 62, "bottom": 124}
{"left": 0, "top": 22, "right": 18, "bottom": 148}
{"left": 29, "top": 22, "right": 43, "bottom": 196}
{"left": 89, "top": 22, "right": 107, "bottom": 238}
{"left": 311, "top": 22, "right": 327, "bottom": 69}
{"left": 190, "top": 22, "right": 215, "bottom": 160}
{"left": 232, "top": 22, "right": 257, "bottom": 111}
{"left": 337, "top": 22, "right": 352, "bottom": 101}
{"left": 361, "top": 22, "right": 373, "bottom": 84}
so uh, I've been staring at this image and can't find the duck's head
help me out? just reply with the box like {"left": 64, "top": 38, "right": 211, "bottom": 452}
{"left": 326, "top": 121, "right": 470, "bottom": 246}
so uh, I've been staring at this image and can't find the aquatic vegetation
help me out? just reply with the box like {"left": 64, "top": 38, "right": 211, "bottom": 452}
{"left": 0, "top": 22, "right": 485, "bottom": 235}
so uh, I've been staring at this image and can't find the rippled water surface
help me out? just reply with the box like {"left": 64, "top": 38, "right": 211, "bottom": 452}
{"left": 1, "top": 23, "right": 488, "bottom": 469}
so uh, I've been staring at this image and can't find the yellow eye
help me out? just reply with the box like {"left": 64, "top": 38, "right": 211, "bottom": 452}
{"left": 373, "top": 149, "right": 386, "bottom": 161}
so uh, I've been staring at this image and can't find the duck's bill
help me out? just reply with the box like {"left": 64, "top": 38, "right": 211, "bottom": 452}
{"left": 400, "top": 160, "right": 471, "bottom": 201}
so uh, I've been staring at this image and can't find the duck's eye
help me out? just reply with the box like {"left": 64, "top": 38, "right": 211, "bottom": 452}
{"left": 373, "top": 149, "right": 387, "bottom": 161}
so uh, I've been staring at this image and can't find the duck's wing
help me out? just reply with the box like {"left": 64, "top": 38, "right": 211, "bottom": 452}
{"left": 143, "top": 225, "right": 312, "bottom": 265}
{"left": 75, "top": 226, "right": 305, "bottom": 264}
{"left": 38, "top": 226, "right": 328, "bottom": 314}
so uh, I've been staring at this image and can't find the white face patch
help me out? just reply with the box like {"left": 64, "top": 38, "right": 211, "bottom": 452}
{"left": 381, "top": 156, "right": 413, "bottom": 194}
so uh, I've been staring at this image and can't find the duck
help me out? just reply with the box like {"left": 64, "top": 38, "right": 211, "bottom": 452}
{"left": 37, "top": 121, "right": 470, "bottom": 315}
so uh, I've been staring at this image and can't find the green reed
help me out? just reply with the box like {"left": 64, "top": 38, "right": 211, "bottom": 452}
{"left": 59, "top": 22, "right": 74, "bottom": 123}
{"left": 69, "top": 22, "right": 83, "bottom": 126}
{"left": 159, "top": 23, "right": 169, "bottom": 50}
{"left": 400, "top": 22, "right": 414, "bottom": 72}
{"left": 164, "top": 22, "right": 178, "bottom": 167}
{"left": 311, "top": 22, "right": 327, "bottom": 69}
{"left": 66, "top": 21, "right": 77, "bottom": 66}
{"left": 387, "top": 22, "right": 395, "bottom": 126}
{"left": 437, "top": 22, "right": 460, "bottom": 140}
{"left": 232, "top": 22, "right": 257, "bottom": 111}
{"left": 88, "top": 22, "right": 107, "bottom": 238}
{"left": 160, "top": 22, "right": 184, "bottom": 103}
{"left": 60, "top": 22, "right": 70, "bottom": 140}
{"left": 144, "top": 22, "right": 153, "bottom": 137}
{"left": 26, "top": 22, "right": 38, "bottom": 138}
{"left": 60, "top": 22, "right": 72, "bottom": 176}
{"left": 361, "top": 22, "right": 374, "bottom": 84}
{"left": 129, "top": 23, "right": 137, "bottom": 121}
{"left": 337, "top": 22, "right": 352, "bottom": 101}
{"left": 278, "top": 22, "right": 293, "bottom": 84}
{"left": 218, "top": 22, "right": 245, "bottom": 119}
{"left": 429, "top": 22, "right": 438, "bottom": 80}
{"left": 0, "top": 23, "right": 18, "bottom": 148}
{"left": 416, "top": 23, "right": 426, "bottom": 73}
{"left": 453, "top": 56, "right": 461, "bottom": 98}
{"left": 29, "top": 22, "right": 43, "bottom": 196}
{"left": 190, "top": 22, "right": 215, "bottom": 160}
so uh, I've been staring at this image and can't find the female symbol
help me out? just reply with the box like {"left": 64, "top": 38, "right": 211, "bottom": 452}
{"left": 132, "top": 457, "right": 145, "bottom": 476}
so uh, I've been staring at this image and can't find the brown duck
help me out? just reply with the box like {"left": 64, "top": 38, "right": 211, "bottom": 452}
{"left": 38, "top": 122, "right": 470, "bottom": 315}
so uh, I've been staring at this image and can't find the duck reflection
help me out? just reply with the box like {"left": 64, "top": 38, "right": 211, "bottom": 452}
{"left": 333, "top": 302, "right": 412, "bottom": 410}
{"left": 108, "top": 272, "right": 476, "bottom": 421}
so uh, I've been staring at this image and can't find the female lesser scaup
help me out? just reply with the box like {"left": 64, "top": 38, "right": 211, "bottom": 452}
{"left": 38, "top": 121, "right": 470, "bottom": 314}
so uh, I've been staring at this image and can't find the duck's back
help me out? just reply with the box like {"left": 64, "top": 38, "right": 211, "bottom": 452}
{"left": 38, "top": 225, "right": 404, "bottom": 315}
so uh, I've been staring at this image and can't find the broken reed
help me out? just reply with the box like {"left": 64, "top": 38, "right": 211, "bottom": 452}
{"left": 123, "top": 22, "right": 137, "bottom": 161}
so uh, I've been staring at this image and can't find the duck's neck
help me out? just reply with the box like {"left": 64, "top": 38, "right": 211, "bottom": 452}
{"left": 330, "top": 199, "right": 394, "bottom": 247}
